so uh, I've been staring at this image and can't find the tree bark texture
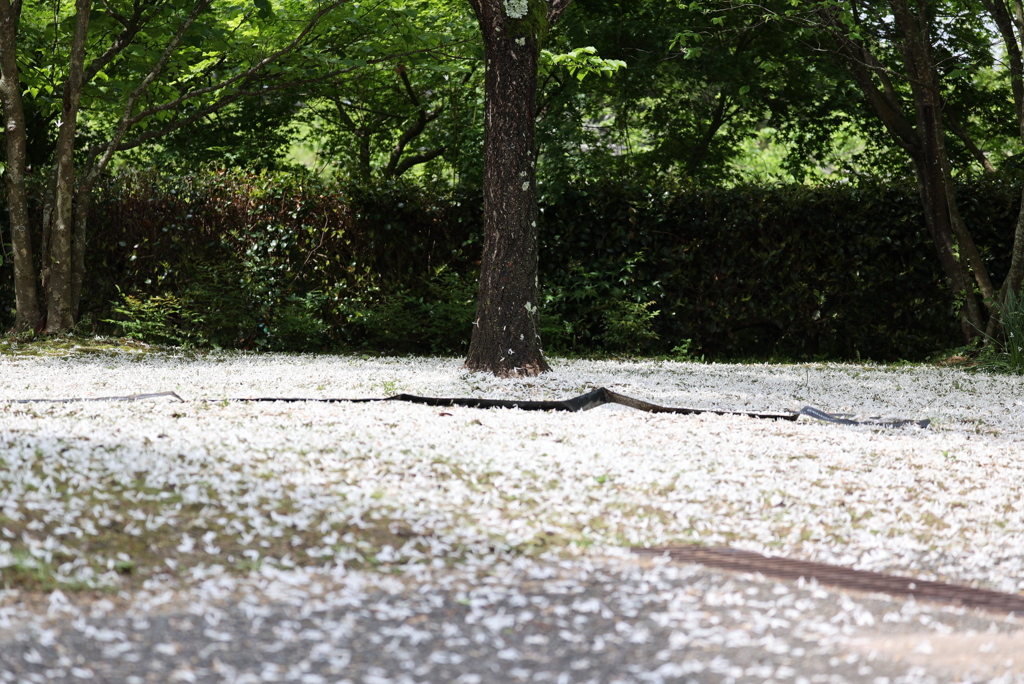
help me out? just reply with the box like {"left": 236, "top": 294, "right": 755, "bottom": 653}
{"left": 0, "top": 0, "right": 40, "bottom": 332}
{"left": 45, "top": 0, "right": 91, "bottom": 333}
{"left": 464, "top": 0, "right": 559, "bottom": 377}
{"left": 71, "top": 181, "right": 92, "bottom": 321}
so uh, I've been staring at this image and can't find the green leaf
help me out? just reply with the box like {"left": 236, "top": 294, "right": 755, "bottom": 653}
{"left": 254, "top": 0, "right": 274, "bottom": 20}
{"left": 542, "top": 46, "right": 626, "bottom": 81}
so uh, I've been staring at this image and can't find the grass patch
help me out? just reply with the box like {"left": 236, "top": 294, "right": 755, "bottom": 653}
{"left": 0, "top": 478, "right": 442, "bottom": 592}
{"left": 0, "top": 334, "right": 176, "bottom": 358}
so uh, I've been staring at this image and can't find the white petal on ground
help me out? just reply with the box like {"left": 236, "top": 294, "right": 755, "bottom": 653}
{"left": 0, "top": 350, "right": 1022, "bottom": 594}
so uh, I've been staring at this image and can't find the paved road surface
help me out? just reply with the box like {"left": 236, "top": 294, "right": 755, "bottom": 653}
{"left": 1, "top": 556, "right": 1022, "bottom": 684}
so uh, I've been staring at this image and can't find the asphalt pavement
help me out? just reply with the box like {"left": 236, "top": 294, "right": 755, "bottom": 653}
{"left": 1, "top": 555, "right": 1021, "bottom": 684}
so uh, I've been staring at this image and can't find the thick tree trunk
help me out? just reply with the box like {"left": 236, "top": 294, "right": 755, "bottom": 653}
{"left": 0, "top": 0, "right": 41, "bottom": 332}
{"left": 39, "top": 162, "right": 57, "bottom": 288}
{"left": 45, "top": 0, "right": 91, "bottom": 334}
{"left": 464, "top": 0, "right": 552, "bottom": 377}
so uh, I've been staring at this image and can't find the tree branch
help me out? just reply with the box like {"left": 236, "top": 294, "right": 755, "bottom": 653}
{"left": 822, "top": 13, "right": 920, "bottom": 155}
{"left": 546, "top": 0, "right": 574, "bottom": 25}
{"left": 390, "top": 146, "right": 445, "bottom": 178}
{"left": 97, "top": 0, "right": 131, "bottom": 27}
{"left": 384, "top": 103, "right": 443, "bottom": 178}
{"left": 126, "top": 26, "right": 451, "bottom": 129}
{"left": 944, "top": 109, "right": 996, "bottom": 173}
{"left": 984, "top": 0, "right": 1024, "bottom": 141}
{"left": 84, "top": 65, "right": 366, "bottom": 157}
{"left": 83, "top": 0, "right": 150, "bottom": 84}
{"left": 83, "top": 0, "right": 214, "bottom": 187}
{"left": 82, "top": 2, "right": 462, "bottom": 177}
{"left": 331, "top": 96, "right": 359, "bottom": 131}
{"left": 685, "top": 89, "right": 732, "bottom": 177}
{"left": 1014, "top": 0, "right": 1024, "bottom": 36}
{"left": 396, "top": 64, "right": 420, "bottom": 108}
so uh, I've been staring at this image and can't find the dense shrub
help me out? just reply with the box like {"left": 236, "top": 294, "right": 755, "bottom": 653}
{"left": 78, "top": 169, "right": 482, "bottom": 350}
{"left": 538, "top": 183, "right": 968, "bottom": 360}
{"left": 2, "top": 168, "right": 1020, "bottom": 360}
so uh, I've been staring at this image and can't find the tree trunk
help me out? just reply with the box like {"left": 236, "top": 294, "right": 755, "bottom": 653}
{"left": 918, "top": 137, "right": 987, "bottom": 338}
{"left": 982, "top": 0, "right": 1024, "bottom": 333}
{"left": 45, "top": 0, "right": 91, "bottom": 333}
{"left": 911, "top": 153, "right": 984, "bottom": 337}
{"left": 0, "top": 0, "right": 41, "bottom": 332}
{"left": 71, "top": 181, "right": 92, "bottom": 322}
{"left": 890, "top": 0, "right": 990, "bottom": 334}
{"left": 40, "top": 162, "right": 57, "bottom": 296}
{"left": 829, "top": 0, "right": 988, "bottom": 339}
{"left": 908, "top": 94, "right": 985, "bottom": 334}
{"left": 464, "top": 0, "right": 554, "bottom": 377}
{"left": 1001, "top": 183, "right": 1024, "bottom": 295}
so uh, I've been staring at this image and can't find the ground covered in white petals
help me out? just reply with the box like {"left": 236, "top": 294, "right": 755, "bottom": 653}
{"left": 1, "top": 347, "right": 1023, "bottom": 595}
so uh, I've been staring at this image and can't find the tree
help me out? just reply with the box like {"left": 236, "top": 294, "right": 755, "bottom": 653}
{"left": 979, "top": 0, "right": 1024, "bottom": 319}
{"left": 806, "top": 0, "right": 996, "bottom": 337}
{"left": 681, "top": 0, "right": 1021, "bottom": 338}
{"left": 463, "top": 0, "right": 574, "bottom": 377}
{"left": 0, "top": 0, "right": 348, "bottom": 333}
{"left": 545, "top": 0, "right": 821, "bottom": 186}
{"left": 143, "top": 0, "right": 480, "bottom": 183}
{"left": 0, "top": 0, "right": 38, "bottom": 332}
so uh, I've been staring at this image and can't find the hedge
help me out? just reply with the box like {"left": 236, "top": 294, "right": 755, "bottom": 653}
{"left": 1, "top": 169, "right": 1018, "bottom": 360}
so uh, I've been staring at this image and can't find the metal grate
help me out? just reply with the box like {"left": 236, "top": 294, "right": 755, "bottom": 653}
{"left": 633, "top": 545, "right": 1024, "bottom": 615}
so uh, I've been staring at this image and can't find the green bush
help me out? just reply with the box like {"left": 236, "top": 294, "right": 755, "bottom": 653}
{"left": 77, "top": 169, "right": 481, "bottom": 351}
{"left": 538, "top": 252, "right": 665, "bottom": 353}
{"left": 350, "top": 268, "right": 478, "bottom": 355}
{"left": 977, "top": 287, "right": 1024, "bottom": 373}
{"left": 537, "top": 182, "right": 975, "bottom": 360}
{"left": 106, "top": 291, "right": 207, "bottom": 346}
{"left": 4, "top": 167, "right": 1023, "bottom": 360}
{"left": 601, "top": 300, "right": 660, "bottom": 352}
